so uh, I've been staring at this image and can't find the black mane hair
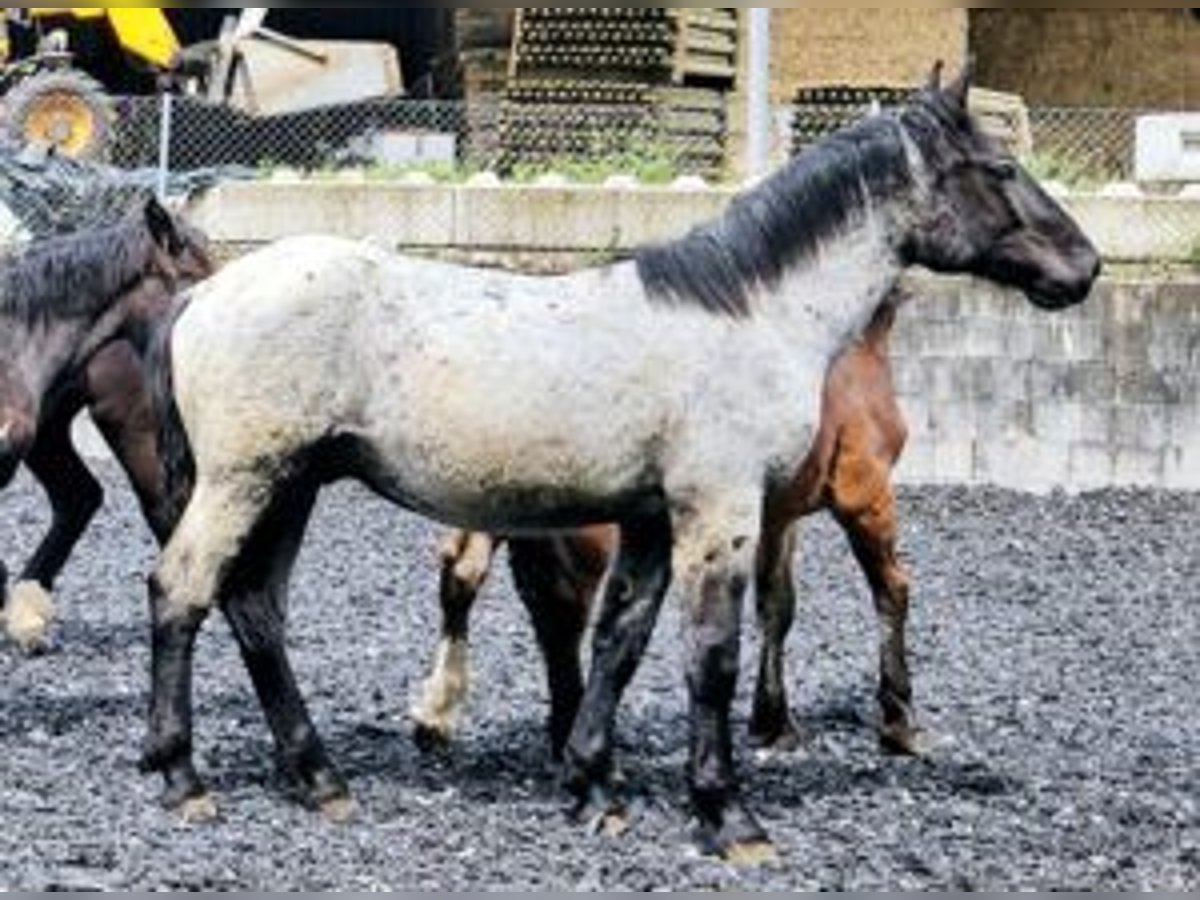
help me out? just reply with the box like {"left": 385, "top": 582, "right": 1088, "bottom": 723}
{"left": 636, "top": 109, "right": 919, "bottom": 318}
{"left": 0, "top": 210, "right": 158, "bottom": 326}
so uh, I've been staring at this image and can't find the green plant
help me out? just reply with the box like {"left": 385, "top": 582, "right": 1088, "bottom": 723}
{"left": 1021, "top": 152, "right": 1105, "bottom": 191}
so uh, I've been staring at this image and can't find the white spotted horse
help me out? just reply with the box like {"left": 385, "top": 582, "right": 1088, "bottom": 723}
{"left": 144, "top": 64, "right": 1099, "bottom": 861}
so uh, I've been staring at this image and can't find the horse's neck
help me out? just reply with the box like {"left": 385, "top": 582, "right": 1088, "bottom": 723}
{"left": 762, "top": 217, "right": 903, "bottom": 362}
{"left": 12, "top": 317, "right": 92, "bottom": 405}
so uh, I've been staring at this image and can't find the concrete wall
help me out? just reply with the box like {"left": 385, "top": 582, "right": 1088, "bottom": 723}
{"left": 971, "top": 9, "right": 1199, "bottom": 110}
{"left": 891, "top": 274, "right": 1199, "bottom": 492}
{"left": 188, "top": 178, "right": 1200, "bottom": 265}
{"left": 172, "top": 179, "right": 1200, "bottom": 494}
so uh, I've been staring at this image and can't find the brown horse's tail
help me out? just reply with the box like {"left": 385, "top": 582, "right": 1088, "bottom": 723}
{"left": 145, "top": 294, "right": 196, "bottom": 534}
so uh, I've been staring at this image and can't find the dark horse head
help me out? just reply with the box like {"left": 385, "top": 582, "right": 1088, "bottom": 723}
{"left": 0, "top": 197, "right": 215, "bottom": 486}
{"left": 899, "top": 62, "right": 1101, "bottom": 309}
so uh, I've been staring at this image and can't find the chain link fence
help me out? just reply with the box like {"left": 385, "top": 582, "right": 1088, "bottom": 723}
{"left": 109, "top": 95, "right": 729, "bottom": 182}
{"left": 109, "top": 94, "right": 1178, "bottom": 190}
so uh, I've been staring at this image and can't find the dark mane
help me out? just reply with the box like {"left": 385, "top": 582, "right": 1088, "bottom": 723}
{"left": 0, "top": 212, "right": 156, "bottom": 325}
{"left": 636, "top": 112, "right": 914, "bottom": 318}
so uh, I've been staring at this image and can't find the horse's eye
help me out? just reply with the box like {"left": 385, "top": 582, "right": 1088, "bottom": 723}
{"left": 987, "top": 161, "right": 1019, "bottom": 182}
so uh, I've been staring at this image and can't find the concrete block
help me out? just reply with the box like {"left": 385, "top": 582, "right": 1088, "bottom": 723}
{"left": 1068, "top": 441, "right": 1117, "bottom": 491}
{"left": 453, "top": 185, "right": 620, "bottom": 250}
{"left": 930, "top": 439, "right": 977, "bottom": 484}
{"left": 1109, "top": 403, "right": 1172, "bottom": 452}
{"left": 1135, "top": 113, "right": 1200, "bottom": 183}
{"left": 1033, "top": 318, "right": 1105, "bottom": 362}
{"left": 1163, "top": 445, "right": 1200, "bottom": 490}
{"left": 974, "top": 434, "right": 1070, "bottom": 494}
{"left": 614, "top": 187, "right": 730, "bottom": 248}
{"left": 1112, "top": 447, "right": 1166, "bottom": 487}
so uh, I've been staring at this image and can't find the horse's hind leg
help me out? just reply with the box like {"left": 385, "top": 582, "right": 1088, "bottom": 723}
{"left": 836, "top": 488, "right": 920, "bottom": 757}
{"left": 749, "top": 522, "right": 803, "bottom": 753}
{"left": 221, "top": 478, "right": 352, "bottom": 821}
{"left": 562, "top": 512, "right": 671, "bottom": 827}
{"left": 510, "top": 533, "right": 609, "bottom": 760}
{"left": 6, "top": 405, "right": 102, "bottom": 653}
{"left": 411, "top": 530, "right": 499, "bottom": 750}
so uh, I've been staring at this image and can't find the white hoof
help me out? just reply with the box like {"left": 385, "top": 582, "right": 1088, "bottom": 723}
{"left": 4, "top": 582, "right": 57, "bottom": 653}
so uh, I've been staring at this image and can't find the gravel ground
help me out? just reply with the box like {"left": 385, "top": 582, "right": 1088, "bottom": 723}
{"left": 0, "top": 464, "right": 1196, "bottom": 891}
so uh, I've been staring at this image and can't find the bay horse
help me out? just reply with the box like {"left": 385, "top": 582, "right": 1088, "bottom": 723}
{"left": 0, "top": 199, "right": 215, "bottom": 652}
{"left": 144, "top": 66, "right": 1099, "bottom": 861}
{"left": 413, "top": 300, "right": 914, "bottom": 760}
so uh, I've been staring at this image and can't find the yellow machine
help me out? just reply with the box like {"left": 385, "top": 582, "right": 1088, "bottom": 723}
{"left": 1, "top": 8, "right": 402, "bottom": 159}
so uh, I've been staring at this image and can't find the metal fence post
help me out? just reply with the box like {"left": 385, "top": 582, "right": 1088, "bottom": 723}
{"left": 157, "top": 91, "right": 174, "bottom": 199}
{"left": 746, "top": 8, "right": 772, "bottom": 180}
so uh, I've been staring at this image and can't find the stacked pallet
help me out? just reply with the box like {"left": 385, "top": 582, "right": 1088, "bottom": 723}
{"left": 791, "top": 86, "right": 915, "bottom": 156}
{"left": 791, "top": 85, "right": 1033, "bottom": 158}
{"left": 498, "top": 8, "right": 738, "bottom": 176}
{"left": 455, "top": 9, "right": 516, "bottom": 100}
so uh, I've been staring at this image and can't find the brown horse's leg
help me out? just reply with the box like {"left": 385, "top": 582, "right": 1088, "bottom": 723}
{"left": 411, "top": 530, "right": 498, "bottom": 749}
{"left": 221, "top": 477, "right": 352, "bottom": 821}
{"left": 510, "top": 532, "right": 609, "bottom": 759}
{"left": 749, "top": 522, "right": 803, "bottom": 753}
{"left": 7, "top": 401, "right": 101, "bottom": 653}
{"left": 836, "top": 488, "right": 920, "bottom": 757}
{"left": 562, "top": 512, "right": 671, "bottom": 832}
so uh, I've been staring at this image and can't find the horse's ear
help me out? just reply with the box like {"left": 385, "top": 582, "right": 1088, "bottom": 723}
{"left": 145, "top": 196, "right": 182, "bottom": 254}
{"left": 946, "top": 57, "right": 974, "bottom": 110}
{"left": 926, "top": 60, "right": 944, "bottom": 93}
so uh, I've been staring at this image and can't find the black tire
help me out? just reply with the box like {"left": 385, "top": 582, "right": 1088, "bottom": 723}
{"left": 2, "top": 69, "right": 115, "bottom": 161}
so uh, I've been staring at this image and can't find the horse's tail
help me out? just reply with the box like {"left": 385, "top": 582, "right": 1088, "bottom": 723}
{"left": 145, "top": 294, "right": 196, "bottom": 533}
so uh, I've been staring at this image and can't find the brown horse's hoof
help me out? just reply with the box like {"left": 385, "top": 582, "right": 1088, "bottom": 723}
{"left": 880, "top": 725, "right": 929, "bottom": 758}
{"left": 412, "top": 722, "right": 453, "bottom": 755}
{"left": 4, "top": 582, "right": 56, "bottom": 655}
{"left": 177, "top": 793, "right": 220, "bottom": 825}
{"left": 320, "top": 796, "right": 359, "bottom": 825}
{"left": 723, "top": 840, "right": 780, "bottom": 868}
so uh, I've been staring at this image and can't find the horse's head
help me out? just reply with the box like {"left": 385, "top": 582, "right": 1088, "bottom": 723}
{"left": 900, "top": 62, "right": 1101, "bottom": 310}
{"left": 125, "top": 197, "right": 217, "bottom": 330}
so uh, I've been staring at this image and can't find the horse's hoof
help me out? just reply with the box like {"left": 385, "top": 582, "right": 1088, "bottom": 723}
{"left": 723, "top": 840, "right": 780, "bottom": 868}
{"left": 4, "top": 582, "right": 56, "bottom": 655}
{"left": 178, "top": 793, "right": 219, "bottom": 825}
{"left": 412, "top": 722, "right": 453, "bottom": 754}
{"left": 880, "top": 725, "right": 929, "bottom": 759}
{"left": 320, "top": 796, "right": 359, "bottom": 825}
{"left": 751, "top": 723, "right": 807, "bottom": 763}
{"left": 568, "top": 780, "right": 628, "bottom": 840}
{"left": 692, "top": 800, "right": 773, "bottom": 865}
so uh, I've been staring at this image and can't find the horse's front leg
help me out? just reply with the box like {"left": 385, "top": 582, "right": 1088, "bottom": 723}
{"left": 674, "top": 496, "right": 776, "bottom": 865}
{"left": 411, "top": 530, "right": 499, "bottom": 750}
{"left": 6, "top": 406, "right": 102, "bottom": 654}
{"left": 142, "top": 475, "right": 274, "bottom": 820}
{"left": 562, "top": 512, "right": 671, "bottom": 831}
{"left": 749, "top": 521, "right": 803, "bottom": 753}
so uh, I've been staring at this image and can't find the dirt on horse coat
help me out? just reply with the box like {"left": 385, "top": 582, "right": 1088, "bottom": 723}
{"left": 414, "top": 302, "right": 916, "bottom": 759}
{"left": 0, "top": 201, "right": 214, "bottom": 653}
{"left": 143, "top": 66, "right": 1100, "bottom": 861}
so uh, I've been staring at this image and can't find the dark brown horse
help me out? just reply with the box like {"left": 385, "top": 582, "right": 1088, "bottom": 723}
{"left": 413, "top": 299, "right": 918, "bottom": 759}
{"left": 0, "top": 200, "right": 215, "bottom": 652}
